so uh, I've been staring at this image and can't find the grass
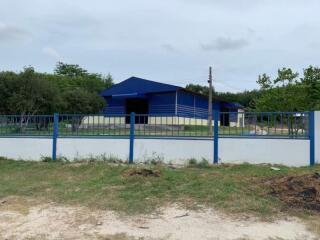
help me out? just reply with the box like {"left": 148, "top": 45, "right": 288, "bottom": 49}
{"left": 0, "top": 157, "right": 319, "bottom": 219}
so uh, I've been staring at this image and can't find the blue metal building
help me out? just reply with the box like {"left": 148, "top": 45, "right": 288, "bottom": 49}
{"left": 100, "top": 77, "right": 242, "bottom": 125}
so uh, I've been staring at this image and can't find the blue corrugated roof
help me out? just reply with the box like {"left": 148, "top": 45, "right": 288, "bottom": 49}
{"left": 100, "top": 77, "right": 181, "bottom": 97}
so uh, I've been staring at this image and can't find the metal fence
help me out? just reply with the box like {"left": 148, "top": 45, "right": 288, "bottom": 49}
{"left": 0, "top": 115, "right": 54, "bottom": 136}
{"left": 0, "top": 112, "right": 310, "bottom": 139}
{"left": 219, "top": 112, "right": 309, "bottom": 138}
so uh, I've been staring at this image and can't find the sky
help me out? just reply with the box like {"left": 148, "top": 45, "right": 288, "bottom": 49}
{"left": 0, "top": 0, "right": 319, "bottom": 92}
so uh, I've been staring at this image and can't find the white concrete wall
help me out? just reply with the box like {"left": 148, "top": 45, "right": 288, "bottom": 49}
{"left": 134, "top": 138, "right": 309, "bottom": 166}
{"left": 0, "top": 137, "right": 310, "bottom": 166}
{"left": 0, "top": 138, "right": 52, "bottom": 160}
{"left": 57, "top": 138, "right": 129, "bottom": 160}
{"left": 81, "top": 116, "right": 126, "bottom": 126}
{"left": 314, "top": 112, "right": 320, "bottom": 165}
{"left": 220, "top": 138, "right": 310, "bottom": 167}
{"left": 134, "top": 138, "right": 213, "bottom": 164}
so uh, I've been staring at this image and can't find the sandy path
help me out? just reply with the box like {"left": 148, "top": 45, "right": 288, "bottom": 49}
{"left": 0, "top": 201, "right": 318, "bottom": 240}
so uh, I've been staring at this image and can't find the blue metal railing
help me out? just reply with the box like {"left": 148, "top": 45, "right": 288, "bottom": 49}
{"left": 219, "top": 112, "right": 309, "bottom": 138}
{"left": 0, "top": 115, "right": 54, "bottom": 136}
{"left": 0, "top": 111, "right": 310, "bottom": 139}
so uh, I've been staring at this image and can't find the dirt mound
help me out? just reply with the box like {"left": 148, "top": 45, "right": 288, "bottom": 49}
{"left": 123, "top": 168, "right": 161, "bottom": 177}
{"left": 266, "top": 173, "right": 320, "bottom": 211}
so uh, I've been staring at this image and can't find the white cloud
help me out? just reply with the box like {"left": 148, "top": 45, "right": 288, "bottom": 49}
{"left": 0, "top": 22, "right": 31, "bottom": 42}
{"left": 161, "top": 44, "right": 179, "bottom": 53}
{"left": 0, "top": 0, "right": 320, "bottom": 92}
{"left": 42, "top": 47, "right": 61, "bottom": 60}
{"left": 201, "top": 37, "right": 249, "bottom": 51}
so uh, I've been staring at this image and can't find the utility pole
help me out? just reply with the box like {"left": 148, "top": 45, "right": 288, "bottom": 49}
{"left": 208, "top": 66, "right": 213, "bottom": 135}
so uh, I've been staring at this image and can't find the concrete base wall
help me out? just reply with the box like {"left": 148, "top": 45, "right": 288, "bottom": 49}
{"left": 134, "top": 138, "right": 213, "bottom": 164}
{"left": 220, "top": 138, "right": 309, "bottom": 167}
{"left": 81, "top": 116, "right": 243, "bottom": 127}
{"left": 134, "top": 138, "right": 309, "bottom": 167}
{"left": 57, "top": 138, "right": 129, "bottom": 160}
{"left": 0, "top": 137, "right": 310, "bottom": 166}
{"left": 0, "top": 138, "right": 52, "bottom": 160}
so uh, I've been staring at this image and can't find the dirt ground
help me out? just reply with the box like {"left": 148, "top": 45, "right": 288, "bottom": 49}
{"left": 0, "top": 197, "right": 318, "bottom": 240}
{"left": 266, "top": 172, "right": 320, "bottom": 212}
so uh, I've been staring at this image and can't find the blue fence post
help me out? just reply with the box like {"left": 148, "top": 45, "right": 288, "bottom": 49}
{"left": 309, "top": 111, "right": 315, "bottom": 166}
{"left": 129, "top": 112, "right": 135, "bottom": 164}
{"left": 52, "top": 113, "right": 59, "bottom": 161}
{"left": 213, "top": 109, "right": 219, "bottom": 164}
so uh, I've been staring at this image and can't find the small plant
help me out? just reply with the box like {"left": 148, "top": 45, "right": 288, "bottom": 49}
{"left": 0, "top": 156, "right": 8, "bottom": 161}
{"left": 41, "top": 156, "right": 54, "bottom": 162}
{"left": 188, "top": 158, "right": 197, "bottom": 166}
{"left": 197, "top": 158, "right": 210, "bottom": 168}
{"left": 73, "top": 154, "right": 123, "bottom": 164}
{"left": 143, "top": 152, "right": 164, "bottom": 165}
{"left": 41, "top": 156, "right": 69, "bottom": 163}
{"left": 188, "top": 158, "right": 210, "bottom": 168}
{"left": 100, "top": 154, "right": 123, "bottom": 163}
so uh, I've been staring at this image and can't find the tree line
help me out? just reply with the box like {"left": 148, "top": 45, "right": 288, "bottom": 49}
{"left": 186, "top": 65, "right": 320, "bottom": 112}
{"left": 0, "top": 62, "right": 113, "bottom": 115}
{"left": 1, "top": 63, "right": 319, "bottom": 116}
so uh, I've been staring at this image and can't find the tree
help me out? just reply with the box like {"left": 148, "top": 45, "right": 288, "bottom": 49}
{"left": 254, "top": 68, "right": 305, "bottom": 112}
{"left": 185, "top": 84, "right": 214, "bottom": 96}
{"left": 0, "top": 63, "right": 113, "bottom": 116}
{"left": 0, "top": 71, "right": 18, "bottom": 114}
{"left": 54, "top": 62, "right": 88, "bottom": 77}
{"left": 61, "top": 88, "right": 105, "bottom": 132}
{"left": 256, "top": 74, "right": 272, "bottom": 90}
{"left": 0, "top": 67, "right": 62, "bottom": 132}
{"left": 253, "top": 68, "right": 308, "bottom": 136}
{"left": 0, "top": 67, "right": 61, "bottom": 115}
{"left": 52, "top": 62, "right": 114, "bottom": 93}
{"left": 61, "top": 88, "right": 105, "bottom": 114}
{"left": 185, "top": 83, "right": 260, "bottom": 109}
{"left": 301, "top": 66, "right": 320, "bottom": 110}
{"left": 216, "top": 90, "right": 261, "bottom": 109}
{"left": 274, "top": 68, "right": 299, "bottom": 86}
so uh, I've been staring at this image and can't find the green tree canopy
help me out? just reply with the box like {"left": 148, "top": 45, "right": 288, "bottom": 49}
{"left": 54, "top": 62, "right": 88, "bottom": 77}
{"left": 0, "top": 67, "right": 62, "bottom": 115}
{"left": 254, "top": 68, "right": 307, "bottom": 112}
{"left": 0, "top": 63, "right": 113, "bottom": 115}
{"left": 49, "top": 62, "right": 113, "bottom": 93}
{"left": 185, "top": 83, "right": 260, "bottom": 109}
{"left": 185, "top": 84, "right": 214, "bottom": 96}
{"left": 61, "top": 88, "right": 105, "bottom": 114}
{"left": 301, "top": 66, "right": 320, "bottom": 110}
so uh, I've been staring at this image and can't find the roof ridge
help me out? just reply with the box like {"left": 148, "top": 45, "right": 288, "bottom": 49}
{"left": 100, "top": 76, "right": 181, "bottom": 97}
{"left": 126, "top": 76, "right": 182, "bottom": 89}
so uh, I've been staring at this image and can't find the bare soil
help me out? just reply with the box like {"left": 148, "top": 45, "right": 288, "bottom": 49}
{"left": 266, "top": 172, "right": 320, "bottom": 212}
{"left": 123, "top": 168, "right": 161, "bottom": 177}
{"left": 0, "top": 197, "right": 317, "bottom": 240}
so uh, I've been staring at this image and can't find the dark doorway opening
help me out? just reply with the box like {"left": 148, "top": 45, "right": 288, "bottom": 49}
{"left": 220, "top": 108, "right": 230, "bottom": 126}
{"left": 125, "top": 98, "right": 149, "bottom": 124}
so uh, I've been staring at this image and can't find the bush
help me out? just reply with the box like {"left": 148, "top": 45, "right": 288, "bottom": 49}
{"left": 188, "top": 158, "right": 210, "bottom": 168}
{"left": 41, "top": 156, "right": 69, "bottom": 163}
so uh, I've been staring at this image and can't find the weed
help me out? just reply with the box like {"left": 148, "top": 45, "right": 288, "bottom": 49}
{"left": 188, "top": 158, "right": 210, "bottom": 168}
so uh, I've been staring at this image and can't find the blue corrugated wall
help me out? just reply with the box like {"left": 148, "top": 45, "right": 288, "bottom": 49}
{"left": 148, "top": 92, "right": 176, "bottom": 115}
{"left": 103, "top": 90, "right": 233, "bottom": 122}
{"left": 177, "top": 90, "right": 217, "bottom": 119}
{"left": 103, "top": 97, "right": 126, "bottom": 115}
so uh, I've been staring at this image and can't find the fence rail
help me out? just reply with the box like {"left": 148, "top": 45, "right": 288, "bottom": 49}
{"left": 0, "top": 112, "right": 310, "bottom": 139}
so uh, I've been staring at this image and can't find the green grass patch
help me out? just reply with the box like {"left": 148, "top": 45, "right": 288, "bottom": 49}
{"left": 0, "top": 157, "right": 319, "bottom": 218}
